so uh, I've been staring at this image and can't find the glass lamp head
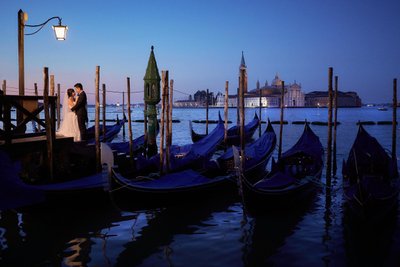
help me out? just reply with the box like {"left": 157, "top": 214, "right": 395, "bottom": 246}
{"left": 52, "top": 24, "right": 68, "bottom": 40}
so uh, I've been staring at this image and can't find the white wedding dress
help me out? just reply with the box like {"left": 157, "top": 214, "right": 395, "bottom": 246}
{"left": 57, "top": 93, "right": 81, "bottom": 141}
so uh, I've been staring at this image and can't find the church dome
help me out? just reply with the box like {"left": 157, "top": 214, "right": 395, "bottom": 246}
{"left": 271, "top": 74, "right": 283, "bottom": 87}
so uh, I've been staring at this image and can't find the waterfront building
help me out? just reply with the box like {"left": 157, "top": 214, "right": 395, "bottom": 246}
{"left": 250, "top": 74, "right": 305, "bottom": 107}
{"left": 284, "top": 81, "right": 305, "bottom": 107}
{"left": 191, "top": 52, "right": 308, "bottom": 108}
{"left": 305, "top": 91, "right": 362, "bottom": 107}
{"left": 215, "top": 73, "right": 305, "bottom": 108}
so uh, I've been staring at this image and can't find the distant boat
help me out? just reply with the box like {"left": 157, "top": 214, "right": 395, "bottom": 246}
{"left": 116, "top": 102, "right": 120, "bottom": 107}
{"left": 377, "top": 107, "right": 388, "bottom": 111}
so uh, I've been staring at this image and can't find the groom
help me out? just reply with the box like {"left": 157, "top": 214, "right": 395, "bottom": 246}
{"left": 71, "top": 83, "right": 88, "bottom": 140}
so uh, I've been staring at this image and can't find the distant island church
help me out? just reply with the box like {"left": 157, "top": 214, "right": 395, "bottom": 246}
{"left": 175, "top": 52, "right": 362, "bottom": 108}
{"left": 216, "top": 52, "right": 305, "bottom": 108}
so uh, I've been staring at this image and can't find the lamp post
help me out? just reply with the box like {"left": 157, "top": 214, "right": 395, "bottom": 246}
{"left": 18, "top": 9, "right": 68, "bottom": 96}
{"left": 17, "top": 9, "right": 67, "bottom": 131}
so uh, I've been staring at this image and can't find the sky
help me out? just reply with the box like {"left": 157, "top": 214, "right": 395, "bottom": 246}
{"left": 0, "top": 0, "right": 399, "bottom": 104}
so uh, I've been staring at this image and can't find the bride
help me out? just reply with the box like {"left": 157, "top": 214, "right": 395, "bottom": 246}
{"left": 57, "top": 88, "right": 81, "bottom": 141}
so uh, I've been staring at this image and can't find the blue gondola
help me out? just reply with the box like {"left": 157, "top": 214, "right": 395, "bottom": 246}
{"left": 86, "top": 115, "right": 125, "bottom": 144}
{"left": 0, "top": 150, "right": 108, "bottom": 210}
{"left": 211, "top": 119, "right": 276, "bottom": 179}
{"left": 342, "top": 124, "right": 400, "bottom": 221}
{"left": 190, "top": 112, "right": 259, "bottom": 145}
{"left": 237, "top": 123, "right": 324, "bottom": 211}
{"left": 110, "top": 118, "right": 277, "bottom": 207}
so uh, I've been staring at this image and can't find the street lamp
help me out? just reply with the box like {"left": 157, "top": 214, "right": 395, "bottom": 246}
{"left": 17, "top": 9, "right": 67, "bottom": 131}
{"left": 18, "top": 9, "right": 68, "bottom": 96}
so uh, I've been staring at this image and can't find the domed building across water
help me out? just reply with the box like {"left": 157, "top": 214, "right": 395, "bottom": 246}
{"left": 214, "top": 52, "right": 306, "bottom": 108}
{"left": 249, "top": 74, "right": 305, "bottom": 107}
{"left": 212, "top": 52, "right": 361, "bottom": 108}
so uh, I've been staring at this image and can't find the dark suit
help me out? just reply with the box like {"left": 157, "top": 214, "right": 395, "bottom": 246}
{"left": 71, "top": 90, "right": 88, "bottom": 140}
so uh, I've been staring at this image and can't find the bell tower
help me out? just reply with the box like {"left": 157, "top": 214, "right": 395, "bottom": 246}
{"left": 239, "top": 51, "right": 248, "bottom": 93}
{"left": 144, "top": 46, "right": 161, "bottom": 157}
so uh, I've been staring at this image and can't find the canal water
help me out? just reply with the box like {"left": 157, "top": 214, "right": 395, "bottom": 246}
{"left": 1, "top": 107, "right": 400, "bottom": 266}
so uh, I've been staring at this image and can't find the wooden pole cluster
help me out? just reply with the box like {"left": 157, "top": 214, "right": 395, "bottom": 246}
{"left": 159, "top": 70, "right": 169, "bottom": 174}
{"left": 102, "top": 84, "right": 106, "bottom": 139}
{"left": 326, "top": 67, "right": 334, "bottom": 185}
{"left": 224, "top": 81, "right": 229, "bottom": 146}
{"left": 126, "top": 78, "right": 133, "bottom": 159}
{"left": 333, "top": 76, "right": 338, "bottom": 176}
{"left": 2, "top": 80, "right": 6, "bottom": 95}
{"left": 43, "top": 67, "right": 53, "bottom": 180}
{"left": 122, "top": 92, "right": 125, "bottom": 138}
{"left": 206, "top": 89, "right": 209, "bottom": 135}
{"left": 278, "top": 81, "right": 285, "bottom": 159}
{"left": 95, "top": 66, "right": 101, "bottom": 172}
{"left": 57, "top": 84, "right": 61, "bottom": 129}
{"left": 393, "top": 78, "right": 397, "bottom": 160}
{"left": 259, "top": 87, "right": 262, "bottom": 137}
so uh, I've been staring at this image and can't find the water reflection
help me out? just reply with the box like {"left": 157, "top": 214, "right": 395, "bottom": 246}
{"left": 343, "top": 199, "right": 398, "bottom": 266}
{"left": 0, "top": 202, "right": 134, "bottom": 266}
{"left": 114, "top": 197, "right": 236, "bottom": 267}
{"left": 241, "top": 194, "right": 317, "bottom": 266}
{"left": 64, "top": 237, "right": 92, "bottom": 267}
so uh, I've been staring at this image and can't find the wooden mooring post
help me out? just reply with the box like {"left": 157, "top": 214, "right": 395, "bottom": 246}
{"left": 167, "top": 79, "right": 174, "bottom": 172}
{"left": 278, "top": 81, "right": 285, "bottom": 159}
{"left": 236, "top": 87, "right": 240, "bottom": 127}
{"left": 165, "top": 80, "right": 170, "bottom": 172}
{"left": 127, "top": 78, "right": 133, "bottom": 159}
{"left": 95, "top": 66, "right": 101, "bottom": 172}
{"left": 237, "top": 67, "right": 246, "bottom": 206}
{"left": 326, "top": 67, "right": 334, "bottom": 185}
{"left": 144, "top": 102, "right": 148, "bottom": 157}
{"left": 206, "top": 89, "right": 209, "bottom": 135}
{"left": 43, "top": 67, "right": 53, "bottom": 180}
{"left": 224, "top": 81, "right": 229, "bottom": 147}
{"left": 102, "top": 84, "right": 106, "bottom": 139}
{"left": 34, "top": 83, "right": 41, "bottom": 132}
{"left": 393, "top": 78, "right": 397, "bottom": 160}
{"left": 2, "top": 80, "right": 6, "bottom": 95}
{"left": 159, "top": 70, "right": 168, "bottom": 174}
{"left": 57, "top": 84, "right": 61, "bottom": 129}
{"left": 50, "top": 75, "right": 55, "bottom": 96}
{"left": 333, "top": 76, "right": 338, "bottom": 176}
{"left": 259, "top": 87, "right": 262, "bottom": 137}
{"left": 239, "top": 71, "right": 245, "bottom": 162}
{"left": 122, "top": 92, "right": 125, "bottom": 138}
{"left": 164, "top": 76, "right": 171, "bottom": 173}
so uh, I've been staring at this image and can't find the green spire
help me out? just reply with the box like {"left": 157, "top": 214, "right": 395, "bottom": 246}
{"left": 144, "top": 46, "right": 161, "bottom": 82}
{"left": 144, "top": 46, "right": 161, "bottom": 105}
